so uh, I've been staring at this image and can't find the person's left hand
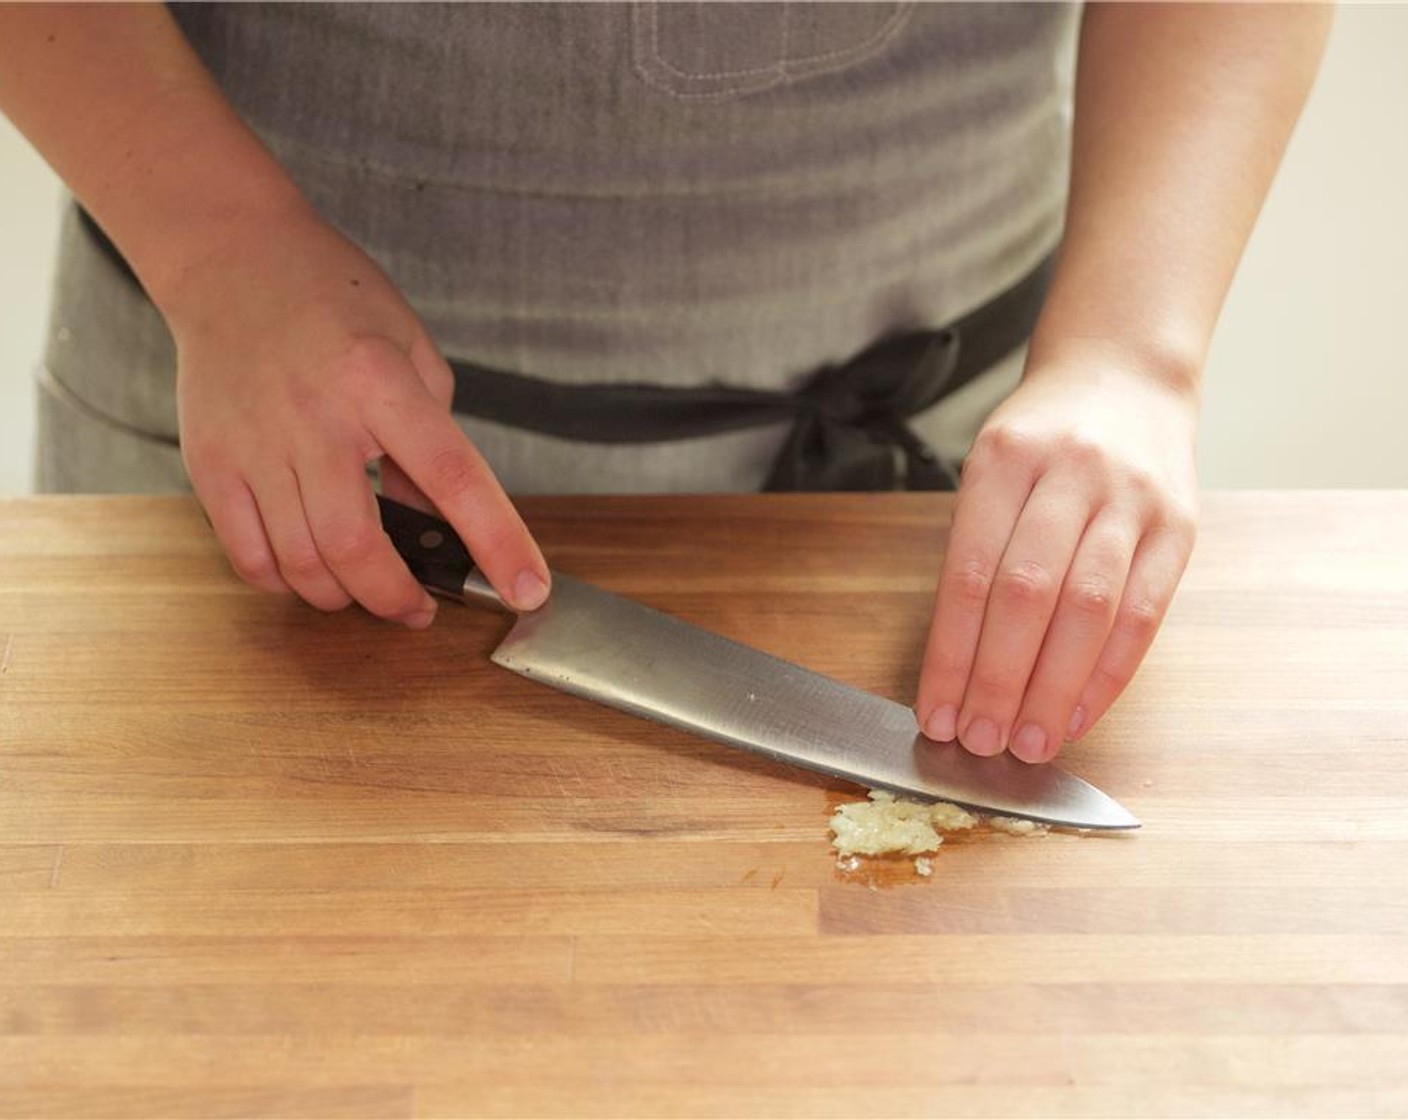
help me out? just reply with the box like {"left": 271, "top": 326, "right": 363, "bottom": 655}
{"left": 914, "top": 344, "right": 1200, "bottom": 763}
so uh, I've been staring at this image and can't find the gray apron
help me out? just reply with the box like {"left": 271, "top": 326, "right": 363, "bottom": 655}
{"left": 35, "top": 2, "right": 1076, "bottom": 495}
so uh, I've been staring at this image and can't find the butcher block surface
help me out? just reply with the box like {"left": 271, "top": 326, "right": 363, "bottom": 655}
{"left": 1, "top": 492, "right": 1406, "bottom": 1118}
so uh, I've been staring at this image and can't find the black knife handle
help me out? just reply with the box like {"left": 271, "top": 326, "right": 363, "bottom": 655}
{"left": 376, "top": 495, "right": 474, "bottom": 599}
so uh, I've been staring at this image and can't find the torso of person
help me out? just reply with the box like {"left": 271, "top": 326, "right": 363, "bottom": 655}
{"left": 41, "top": 2, "right": 1077, "bottom": 494}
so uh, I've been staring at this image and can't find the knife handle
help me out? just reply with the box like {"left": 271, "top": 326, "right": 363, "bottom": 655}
{"left": 377, "top": 495, "right": 490, "bottom": 603}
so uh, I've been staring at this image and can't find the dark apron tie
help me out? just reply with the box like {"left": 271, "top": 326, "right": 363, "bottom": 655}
{"left": 447, "top": 324, "right": 965, "bottom": 491}
{"left": 766, "top": 327, "right": 962, "bottom": 491}
{"left": 446, "top": 252, "right": 1052, "bottom": 492}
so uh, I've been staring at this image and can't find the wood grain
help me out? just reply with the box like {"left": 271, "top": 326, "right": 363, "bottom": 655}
{"left": 2, "top": 492, "right": 1407, "bottom": 1118}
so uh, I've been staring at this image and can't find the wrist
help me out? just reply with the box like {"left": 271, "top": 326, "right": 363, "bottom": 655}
{"left": 138, "top": 184, "right": 316, "bottom": 320}
{"left": 77, "top": 97, "right": 318, "bottom": 317}
{"left": 102, "top": 82, "right": 315, "bottom": 316}
{"left": 0, "top": 3, "right": 316, "bottom": 315}
{"left": 1025, "top": 323, "right": 1203, "bottom": 403}
{"left": 1018, "top": 332, "right": 1205, "bottom": 446}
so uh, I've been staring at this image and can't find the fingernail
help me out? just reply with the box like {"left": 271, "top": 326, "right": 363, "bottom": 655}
{"left": 512, "top": 569, "right": 550, "bottom": 611}
{"left": 1012, "top": 723, "right": 1048, "bottom": 764}
{"left": 405, "top": 605, "right": 436, "bottom": 630}
{"left": 1067, "top": 706, "right": 1087, "bottom": 740}
{"left": 924, "top": 705, "right": 958, "bottom": 742}
{"left": 962, "top": 717, "right": 1003, "bottom": 756}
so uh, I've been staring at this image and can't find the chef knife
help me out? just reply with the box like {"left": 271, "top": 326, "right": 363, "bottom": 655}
{"left": 377, "top": 495, "right": 1139, "bottom": 829}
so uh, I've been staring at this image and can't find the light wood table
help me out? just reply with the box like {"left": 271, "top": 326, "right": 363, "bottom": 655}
{"left": 2, "top": 493, "right": 1406, "bottom": 1118}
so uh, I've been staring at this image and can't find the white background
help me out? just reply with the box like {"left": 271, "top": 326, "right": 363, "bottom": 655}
{"left": 3, "top": 5, "right": 1406, "bottom": 496}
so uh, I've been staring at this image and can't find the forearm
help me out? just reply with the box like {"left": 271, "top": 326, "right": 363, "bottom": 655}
{"left": 1030, "top": 1, "right": 1333, "bottom": 389}
{"left": 0, "top": 2, "right": 310, "bottom": 310}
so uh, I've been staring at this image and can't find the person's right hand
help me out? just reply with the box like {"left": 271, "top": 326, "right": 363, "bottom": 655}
{"left": 163, "top": 204, "right": 550, "bottom": 627}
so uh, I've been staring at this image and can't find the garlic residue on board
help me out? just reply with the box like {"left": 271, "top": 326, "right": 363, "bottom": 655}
{"left": 986, "top": 814, "right": 1049, "bottom": 836}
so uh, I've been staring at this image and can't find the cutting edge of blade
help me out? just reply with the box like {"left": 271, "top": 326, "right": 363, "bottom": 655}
{"left": 865, "top": 775, "right": 1143, "bottom": 832}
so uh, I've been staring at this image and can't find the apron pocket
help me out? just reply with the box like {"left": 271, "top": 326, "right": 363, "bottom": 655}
{"left": 631, "top": 1, "right": 912, "bottom": 101}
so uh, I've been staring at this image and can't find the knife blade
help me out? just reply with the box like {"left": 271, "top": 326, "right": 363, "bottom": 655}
{"left": 377, "top": 496, "right": 1139, "bottom": 830}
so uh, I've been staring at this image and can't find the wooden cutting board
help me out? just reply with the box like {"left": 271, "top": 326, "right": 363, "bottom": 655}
{"left": 2, "top": 492, "right": 1406, "bottom": 1118}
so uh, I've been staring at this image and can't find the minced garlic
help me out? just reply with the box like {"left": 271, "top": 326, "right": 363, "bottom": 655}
{"left": 830, "top": 789, "right": 1047, "bottom": 873}
{"left": 828, "top": 789, "right": 977, "bottom": 858}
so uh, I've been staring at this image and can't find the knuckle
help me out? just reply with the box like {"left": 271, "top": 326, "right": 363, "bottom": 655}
{"left": 309, "top": 590, "right": 354, "bottom": 614}
{"left": 371, "top": 589, "right": 428, "bottom": 622}
{"left": 318, "top": 520, "right": 382, "bottom": 569}
{"left": 1118, "top": 597, "right": 1164, "bottom": 642}
{"left": 337, "top": 337, "right": 415, "bottom": 403}
{"left": 946, "top": 559, "right": 994, "bottom": 609}
{"left": 1124, "top": 467, "right": 1162, "bottom": 505}
{"left": 229, "top": 546, "right": 279, "bottom": 587}
{"left": 1057, "top": 432, "right": 1110, "bottom": 474}
{"left": 974, "top": 417, "right": 1053, "bottom": 476}
{"left": 279, "top": 544, "right": 328, "bottom": 581}
{"left": 473, "top": 522, "right": 527, "bottom": 566}
{"left": 340, "top": 336, "right": 401, "bottom": 380}
{"left": 971, "top": 424, "right": 1039, "bottom": 472}
{"left": 424, "top": 446, "right": 486, "bottom": 502}
{"left": 420, "top": 356, "right": 455, "bottom": 402}
{"left": 995, "top": 561, "right": 1057, "bottom": 608}
{"left": 968, "top": 664, "right": 1023, "bottom": 702}
{"left": 925, "top": 649, "right": 972, "bottom": 683}
{"left": 1062, "top": 577, "right": 1117, "bottom": 620}
{"left": 1088, "top": 661, "right": 1129, "bottom": 700}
